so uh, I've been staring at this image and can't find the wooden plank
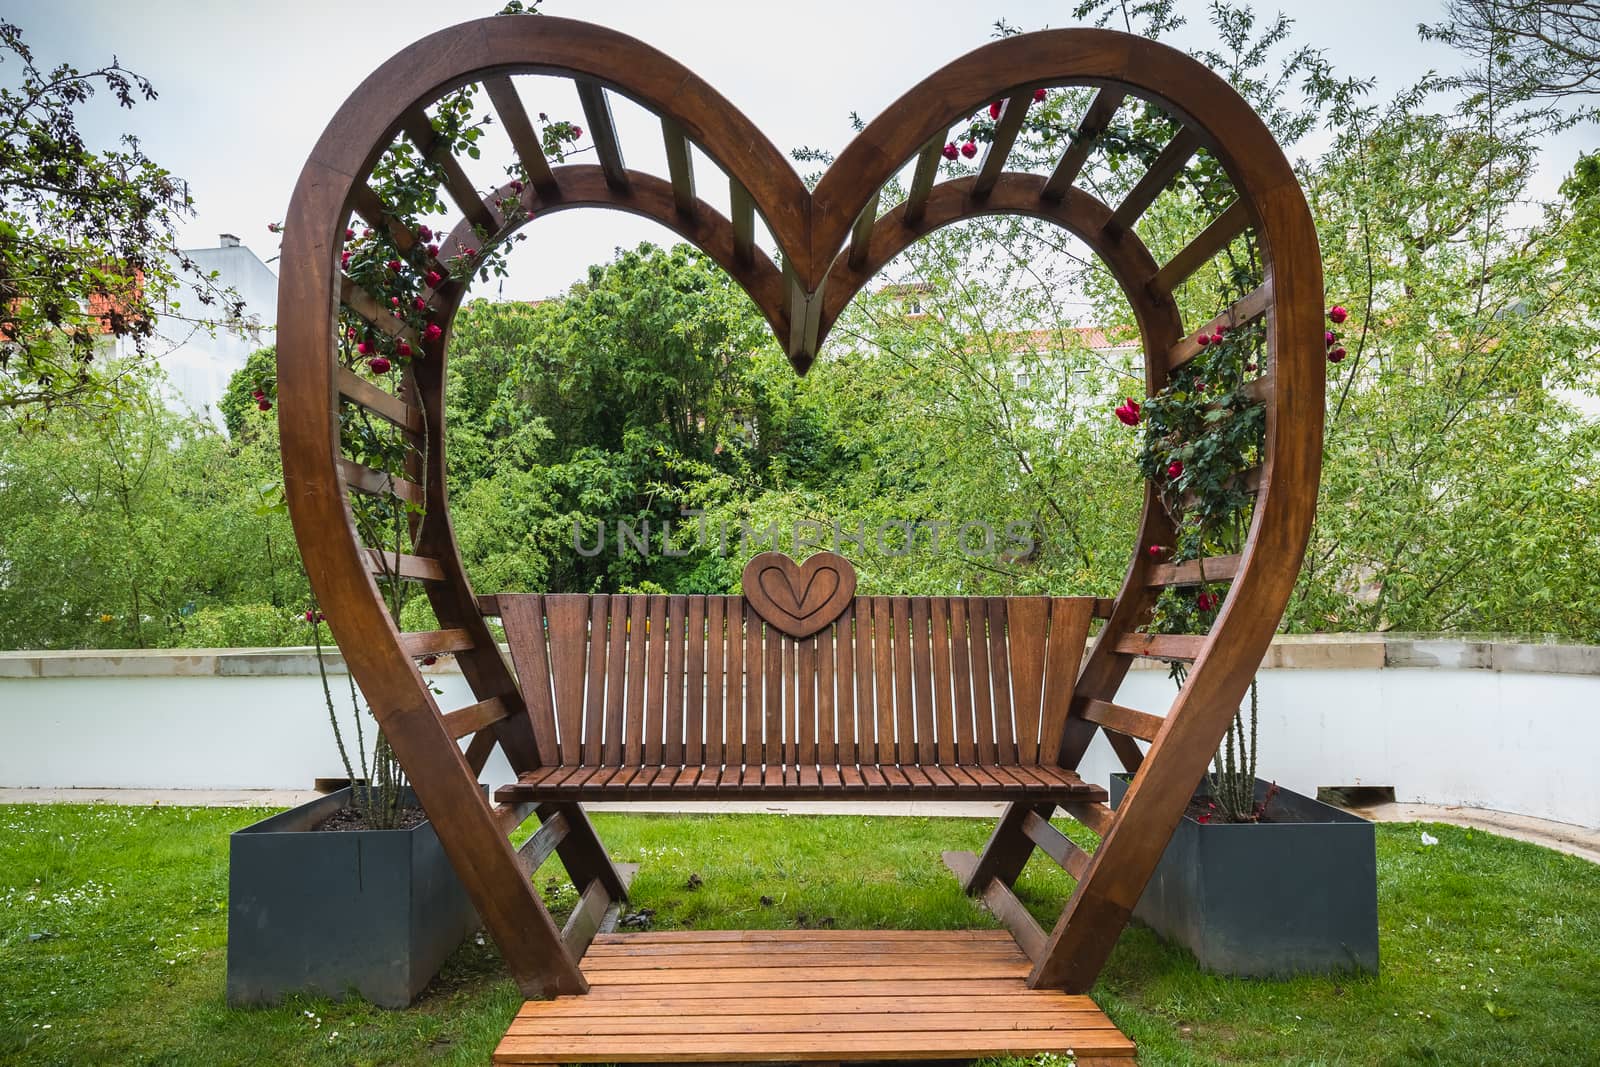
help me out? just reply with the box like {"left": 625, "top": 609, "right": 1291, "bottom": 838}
{"left": 967, "top": 598, "right": 997, "bottom": 764}
{"left": 948, "top": 598, "right": 977, "bottom": 764}
{"left": 1041, "top": 88, "right": 1126, "bottom": 201}
{"left": 943, "top": 851, "right": 1047, "bottom": 961}
{"left": 483, "top": 75, "right": 559, "bottom": 197}
{"left": 903, "top": 135, "right": 945, "bottom": 226}
{"left": 347, "top": 184, "right": 421, "bottom": 259}
{"left": 441, "top": 695, "right": 510, "bottom": 740}
{"left": 562, "top": 876, "right": 613, "bottom": 961}
{"left": 594, "top": 929, "right": 1012, "bottom": 944}
{"left": 495, "top": 1031, "right": 1133, "bottom": 1061}
{"left": 684, "top": 596, "right": 706, "bottom": 765}
{"left": 491, "top": 801, "right": 535, "bottom": 837}
{"left": 909, "top": 598, "right": 936, "bottom": 764}
{"left": 973, "top": 92, "right": 1034, "bottom": 199}
{"left": 1040, "top": 597, "right": 1094, "bottom": 765}
{"left": 729, "top": 178, "right": 754, "bottom": 265}
{"left": 643, "top": 596, "right": 668, "bottom": 765}
{"left": 709, "top": 597, "right": 730, "bottom": 766}
{"left": 1111, "top": 632, "right": 1206, "bottom": 660}
{"left": 622, "top": 595, "right": 648, "bottom": 765}
{"left": 1167, "top": 283, "right": 1271, "bottom": 370}
{"left": 338, "top": 458, "right": 423, "bottom": 507}
{"left": 852, "top": 598, "right": 875, "bottom": 767}
{"left": 1154, "top": 198, "right": 1251, "bottom": 294}
{"left": 515, "top": 994, "right": 1106, "bottom": 1016}
{"left": 870, "top": 597, "right": 896, "bottom": 766}
{"left": 835, "top": 603, "right": 857, "bottom": 766}
{"left": 516, "top": 810, "right": 569, "bottom": 876}
{"left": 1080, "top": 698, "right": 1164, "bottom": 743}
{"left": 339, "top": 274, "right": 422, "bottom": 346}
{"left": 505, "top": 1011, "right": 1117, "bottom": 1035}
{"left": 500, "top": 595, "right": 559, "bottom": 767}
{"left": 1179, "top": 462, "right": 1265, "bottom": 510}
{"left": 764, "top": 622, "right": 784, "bottom": 767}
{"left": 338, "top": 368, "right": 424, "bottom": 434}
{"left": 362, "top": 548, "right": 443, "bottom": 582}
{"left": 543, "top": 595, "right": 590, "bottom": 765}
{"left": 817, "top": 619, "right": 837, "bottom": 766}
{"left": 1059, "top": 799, "right": 1115, "bottom": 837}
{"left": 891, "top": 597, "right": 916, "bottom": 766}
{"left": 1106, "top": 127, "right": 1201, "bottom": 234}
{"left": 1147, "top": 553, "right": 1241, "bottom": 587}
{"left": 1021, "top": 809, "right": 1092, "bottom": 879}
{"left": 586, "top": 961, "right": 1032, "bottom": 985}
{"left": 847, "top": 190, "right": 879, "bottom": 270}
{"left": 602, "top": 595, "right": 627, "bottom": 765}
{"left": 928, "top": 599, "right": 957, "bottom": 765}
{"left": 1006, "top": 597, "right": 1049, "bottom": 764}
{"left": 663, "top": 595, "right": 687, "bottom": 765}
{"left": 797, "top": 635, "right": 817, "bottom": 768}
{"left": 397, "top": 628, "right": 473, "bottom": 658}
{"left": 661, "top": 117, "right": 696, "bottom": 216}
{"left": 579, "top": 596, "right": 609, "bottom": 765}
{"left": 723, "top": 597, "right": 743, "bottom": 766}
{"left": 575, "top": 80, "right": 629, "bottom": 193}
{"left": 401, "top": 109, "right": 496, "bottom": 234}
{"left": 743, "top": 599, "right": 763, "bottom": 769}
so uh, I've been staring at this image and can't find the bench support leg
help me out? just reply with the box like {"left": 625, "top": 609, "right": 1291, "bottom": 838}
{"left": 961, "top": 801, "right": 1054, "bottom": 893}
{"left": 540, "top": 801, "right": 631, "bottom": 903}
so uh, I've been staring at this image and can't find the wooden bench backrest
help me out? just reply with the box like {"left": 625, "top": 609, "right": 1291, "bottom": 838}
{"left": 499, "top": 590, "right": 1095, "bottom": 770}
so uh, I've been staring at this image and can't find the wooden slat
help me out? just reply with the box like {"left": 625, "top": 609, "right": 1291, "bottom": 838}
{"left": 500, "top": 595, "right": 559, "bottom": 767}
{"left": 847, "top": 190, "right": 879, "bottom": 270}
{"left": 340, "top": 274, "right": 422, "bottom": 346}
{"left": 601, "top": 596, "right": 627, "bottom": 765}
{"left": 401, "top": 110, "right": 497, "bottom": 234}
{"left": 906, "top": 598, "right": 935, "bottom": 764}
{"left": 1080, "top": 698, "right": 1164, "bottom": 743}
{"left": 986, "top": 598, "right": 1017, "bottom": 764}
{"left": 397, "top": 628, "right": 474, "bottom": 658}
{"left": 622, "top": 595, "right": 648, "bottom": 765}
{"left": 1111, "top": 632, "right": 1206, "bottom": 660}
{"left": 943, "top": 851, "right": 1047, "bottom": 961}
{"left": 817, "top": 618, "right": 837, "bottom": 766}
{"left": 1021, "top": 809, "right": 1092, "bottom": 879}
{"left": 338, "top": 368, "right": 424, "bottom": 434}
{"left": 664, "top": 596, "right": 687, "bottom": 765}
{"left": 544, "top": 595, "right": 590, "bottom": 765}
{"left": 1147, "top": 553, "right": 1241, "bottom": 587}
{"left": 927, "top": 599, "right": 956, "bottom": 765}
{"left": 836, "top": 603, "right": 857, "bottom": 766}
{"left": 764, "top": 613, "right": 783, "bottom": 767}
{"left": 966, "top": 598, "right": 997, "bottom": 764}
{"left": 442, "top": 696, "right": 511, "bottom": 740}
{"left": 643, "top": 596, "right": 669, "bottom": 765}
{"left": 684, "top": 596, "right": 706, "bottom": 765}
{"left": 797, "top": 635, "right": 817, "bottom": 767}
{"left": 484, "top": 75, "right": 559, "bottom": 197}
{"left": 1041, "top": 88, "right": 1126, "bottom": 201}
{"left": 347, "top": 184, "right": 421, "bottom": 258}
{"left": 973, "top": 92, "right": 1034, "bottom": 199}
{"left": 575, "top": 80, "right": 629, "bottom": 193}
{"left": 1154, "top": 199, "right": 1251, "bottom": 293}
{"left": 729, "top": 178, "right": 754, "bottom": 265}
{"left": 579, "top": 597, "right": 609, "bottom": 765}
{"left": 1005, "top": 597, "right": 1048, "bottom": 764}
{"left": 1039, "top": 597, "right": 1094, "bottom": 765}
{"left": 363, "top": 548, "right": 444, "bottom": 582}
{"left": 661, "top": 117, "right": 696, "bottom": 216}
{"left": 710, "top": 601, "right": 729, "bottom": 767}
{"left": 338, "top": 458, "right": 423, "bottom": 506}
{"left": 1167, "top": 283, "right": 1272, "bottom": 370}
{"left": 1059, "top": 799, "right": 1115, "bottom": 837}
{"left": 490, "top": 801, "right": 534, "bottom": 837}
{"left": 948, "top": 598, "right": 977, "bottom": 764}
{"left": 867, "top": 597, "right": 894, "bottom": 766}
{"left": 743, "top": 597, "right": 763, "bottom": 769}
{"left": 516, "top": 810, "right": 570, "bottom": 875}
{"left": 1106, "top": 127, "right": 1201, "bottom": 234}
{"left": 890, "top": 597, "right": 916, "bottom": 765}
{"left": 903, "top": 135, "right": 945, "bottom": 226}
{"left": 1180, "top": 463, "right": 1265, "bottom": 509}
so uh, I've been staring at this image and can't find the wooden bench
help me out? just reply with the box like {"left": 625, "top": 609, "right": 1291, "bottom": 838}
{"left": 493, "top": 552, "right": 1107, "bottom": 808}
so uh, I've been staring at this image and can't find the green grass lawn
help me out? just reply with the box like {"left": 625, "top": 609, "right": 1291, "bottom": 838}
{"left": 1, "top": 803, "right": 1596, "bottom": 1066}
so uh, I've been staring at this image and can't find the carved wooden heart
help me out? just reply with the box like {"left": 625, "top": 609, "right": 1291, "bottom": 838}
{"left": 741, "top": 551, "right": 858, "bottom": 639}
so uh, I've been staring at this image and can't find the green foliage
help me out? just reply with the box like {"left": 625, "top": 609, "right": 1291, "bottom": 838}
{"left": 0, "top": 21, "right": 242, "bottom": 417}
{"left": 171, "top": 604, "right": 310, "bottom": 649}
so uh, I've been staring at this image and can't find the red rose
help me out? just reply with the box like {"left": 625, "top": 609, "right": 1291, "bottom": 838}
{"left": 369, "top": 356, "right": 391, "bottom": 374}
{"left": 510, "top": 179, "right": 524, "bottom": 193}
{"left": 424, "top": 323, "right": 442, "bottom": 342}
{"left": 1329, "top": 305, "right": 1349, "bottom": 324}
{"left": 417, "top": 224, "right": 432, "bottom": 241}
{"left": 396, "top": 341, "right": 412, "bottom": 358}
{"left": 426, "top": 270, "right": 444, "bottom": 288}
{"left": 346, "top": 327, "right": 357, "bottom": 340}
{"left": 362, "top": 228, "right": 373, "bottom": 237}
{"left": 257, "top": 399, "right": 272, "bottom": 411}
{"left": 1148, "top": 545, "right": 1164, "bottom": 558}
{"left": 1168, "top": 459, "right": 1184, "bottom": 479}
{"left": 356, "top": 341, "right": 373, "bottom": 356}
{"left": 1197, "top": 813, "right": 1211, "bottom": 824}
{"left": 304, "top": 609, "right": 317, "bottom": 623}
{"left": 1195, "top": 382, "right": 1205, "bottom": 392}
{"left": 1210, "top": 332, "right": 1223, "bottom": 345}
{"left": 989, "top": 101, "right": 1002, "bottom": 120}
{"left": 341, "top": 251, "right": 351, "bottom": 268}
{"left": 1114, "top": 398, "right": 1141, "bottom": 426}
{"left": 1328, "top": 346, "right": 1347, "bottom": 363}
{"left": 426, "top": 243, "right": 440, "bottom": 257}
{"left": 1197, "top": 332, "right": 1211, "bottom": 346}
{"left": 960, "top": 141, "right": 978, "bottom": 158}
{"left": 571, "top": 125, "right": 583, "bottom": 139}
{"left": 390, "top": 296, "right": 400, "bottom": 307}
{"left": 942, "top": 142, "right": 959, "bottom": 160}
{"left": 1034, "top": 88, "right": 1047, "bottom": 102}
{"left": 343, "top": 228, "right": 355, "bottom": 240}
{"left": 267, "top": 222, "right": 281, "bottom": 233}
{"left": 386, "top": 259, "right": 402, "bottom": 272}
{"left": 1245, "top": 361, "right": 1257, "bottom": 372}
{"left": 251, "top": 389, "right": 264, "bottom": 400}
{"left": 421, "top": 655, "right": 439, "bottom": 666}
{"left": 413, "top": 296, "right": 427, "bottom": 311}
{"left": 1326, "top": 330, "right": 1337, "bottom": 346}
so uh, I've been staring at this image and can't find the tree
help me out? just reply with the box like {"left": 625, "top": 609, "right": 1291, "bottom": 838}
{"left": 1421, "top": 0, "right": 1600, "bottom": 113}
{"left": 0, "top": 20, "right": 241, "bottom": 418}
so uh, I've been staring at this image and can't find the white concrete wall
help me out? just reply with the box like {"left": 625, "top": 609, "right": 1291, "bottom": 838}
{"left": 1, "top": 637, "right": 1595, "bottom": 828}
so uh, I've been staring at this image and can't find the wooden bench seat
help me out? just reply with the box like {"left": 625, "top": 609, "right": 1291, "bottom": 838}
{"left": 492, "top": 553, "right": 1104, "bottom": 808}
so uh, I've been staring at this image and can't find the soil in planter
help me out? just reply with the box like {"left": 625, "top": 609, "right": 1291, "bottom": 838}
{"left": 1185, "top": 791, "right": 1316, "bottom": 825}
{"left": 314, "top": 805, "right": 428, "bottom": 832}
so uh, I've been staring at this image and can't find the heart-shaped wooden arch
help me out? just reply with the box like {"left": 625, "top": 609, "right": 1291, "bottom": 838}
{"left": 277, "top": 15, "right": 1323, "bottom": 1002}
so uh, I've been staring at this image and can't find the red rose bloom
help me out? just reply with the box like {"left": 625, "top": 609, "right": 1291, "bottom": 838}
{"left": 1328, "top": 346, "right": 1347, "bottom": 363}
{"left": 989, "top": 101, "right": 1003, "bottom": 120}
{"left": 369, "top": 356, "right": 391, "bottom": 374}
{"left": 1168, "top": 459, "right": 1184, "bottom": 479}
{"left": 1033, "top": 88, "right": 1047, "bottom": 102}
{"left": 1196, "top": 332, "right": 1211, "bottom": 346}
{"left": 424, "top": 323, "right": 443, "bottom": 342}
{"left": 960, "top": 141, "right": 978, "bottom": 158}
{"left": 1148, "top": 545, "right": 1164, "bottom": 558}
{"left": 396, "top": 341, "right": 412, "bottom": 358}
{"left": 1329, "top": 305, "right": 1349, "bottom": 324}
{"left": 1114, "top": 398, "right": 1141, "bottom": 426}
{"left": 426, "top": 270, "right": 444, "bottom": 288}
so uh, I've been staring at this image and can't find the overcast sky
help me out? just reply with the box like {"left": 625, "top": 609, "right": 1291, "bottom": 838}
{"left": 9, "top": 0, "right": 1595, "bottom": 306}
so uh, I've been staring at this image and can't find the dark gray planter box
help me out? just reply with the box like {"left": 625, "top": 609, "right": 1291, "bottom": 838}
{"left": 227, "top": 787, "right": 480, "bottom": 1008}
{"left": 1109, "top": 773, "right": 1378, "bottom": 977}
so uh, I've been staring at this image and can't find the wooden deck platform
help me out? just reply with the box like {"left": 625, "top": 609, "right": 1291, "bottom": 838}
{"left": 494, "top": 929, "right": 1136, "bottom": 1064}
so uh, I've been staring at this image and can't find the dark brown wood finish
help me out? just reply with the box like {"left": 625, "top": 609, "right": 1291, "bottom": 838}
{"left": 279, "top": 15, "right": 1322, "bottom": 1021}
